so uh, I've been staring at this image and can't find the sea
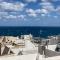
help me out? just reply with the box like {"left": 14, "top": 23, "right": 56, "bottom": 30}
{"left": 0, "top": 26, "right": 60, "bottom": 38}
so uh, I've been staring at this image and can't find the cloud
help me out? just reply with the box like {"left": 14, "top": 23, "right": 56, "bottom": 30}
{"left": 0, "top": 0, "right": 59, "bottom": 21}
{"left": 17, "top": 15, "right": 26, "bottom": 19}
{"left": 40, "top": 2, "right": 55, "bottom": 12}
{"left": 0, "top": 12, "right": 8, "bottom": 16}
{"left": 41, "top": 14, "right": 46, "bottom": 16}
{"left": 52, "top": 0, "right": 60, "bottom": 2}
{"left": 26, "top": 8, "right": 49, "bottom": 17}
{"left": 25, "top": 0, "right": 37, "bottom": 3}
{"left": 5, "top": 15, "right": 17, "bottom": 19}
{"left": 26, "top": 8, "right": 41, "bottom": 17}
{"left": 56, "top": 6, "right": 60, "bottom": 12}
{"left": 53, "top": 15, "right": 58, "bottom": 18}
{"left": 41, "top": 0, "right": 48, "bottom": 2}
{"left": 35, "top": 9, "right": 41, "bottom": 13}
{"left": 0, "top": 2, "right": 26, "bottom": 11}
{"left": 0, "top": 11, "right": 26, "bottom": 20}
{"left": 26, "top": 9, "right": 37, "bottom": 17}
{"left": 40, "top": 9, "right": 48, "bottom": 14}
{"left": 28, "top": 13, "right": 37, "bottom": 17}
{"left": 4, "top": 15, "right": 26, "bottom": 20}
{"left": 39, "top": 0, "right": 60, "bottom": 16}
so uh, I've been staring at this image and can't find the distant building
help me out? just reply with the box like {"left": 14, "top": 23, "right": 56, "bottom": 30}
{"left": 21, "top": 34, "right": 33, "bottom": 40}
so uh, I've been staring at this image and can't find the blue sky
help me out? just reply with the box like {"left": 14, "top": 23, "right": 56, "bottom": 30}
{"left": 0, "top": 0, "right": 60, "bottom": 26}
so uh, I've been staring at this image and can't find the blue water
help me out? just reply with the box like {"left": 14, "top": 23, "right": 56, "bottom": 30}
{"left": 0, "top": 26, "right": 60, "bottom": 38}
